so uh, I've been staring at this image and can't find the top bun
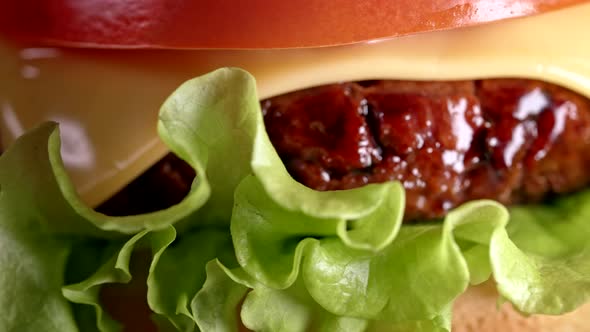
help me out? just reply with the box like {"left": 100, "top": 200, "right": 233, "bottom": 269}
{"left": 0, "top": 0, "right": 586, "bottom": 49}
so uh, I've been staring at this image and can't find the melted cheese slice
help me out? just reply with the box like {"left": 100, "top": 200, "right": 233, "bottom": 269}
{"left": 1, "top": 3, "right": 589, "bottom": 207}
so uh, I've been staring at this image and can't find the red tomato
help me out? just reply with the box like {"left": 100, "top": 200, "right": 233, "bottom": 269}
{"left": 0, "top": 0, "right": 586, "bottom": 49}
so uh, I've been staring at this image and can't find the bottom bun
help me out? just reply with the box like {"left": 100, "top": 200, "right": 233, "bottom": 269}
{"left": 452, "top": 281, "right": 590, "bottom": 332}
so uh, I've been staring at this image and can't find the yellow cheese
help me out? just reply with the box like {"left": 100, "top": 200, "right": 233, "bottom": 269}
{"left": 0, "top": 3, "right": 589, "bottom": 208}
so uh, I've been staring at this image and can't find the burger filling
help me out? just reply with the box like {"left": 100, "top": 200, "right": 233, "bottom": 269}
{"left": 97, "top": 79, "right": 590, "bottom": 222}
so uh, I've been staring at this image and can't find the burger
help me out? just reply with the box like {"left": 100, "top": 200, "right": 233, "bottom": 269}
{"left": 1, "top": 1, "right": 590, "bottom": 331}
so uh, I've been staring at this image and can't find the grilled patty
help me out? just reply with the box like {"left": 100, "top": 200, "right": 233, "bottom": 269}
{"left": 97, "top": 79, "right": 590, "bottom": 221}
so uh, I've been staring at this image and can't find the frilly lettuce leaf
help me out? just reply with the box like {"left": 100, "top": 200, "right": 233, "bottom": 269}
{"left": 0, "top": 124, "right": 79, "bottom": 331}
{"left": 230, "top": 175, "right": 403, "bottom": 289}
{"left": 0, "top": 68, "right": 271, "bottom": 237}
{"left": 148, "top": 228, "right": 236, "bottom": 331}
{"left": 3, "top": 67, "right": 590, "bottom": 332}
{"left": 157, "top": 68, "right": 260, "bottom": 226}
{"left": 62, "top": 227, "right": 176, "bottom": 332}
{"left": 241, "top": 276, "right": 370, "bottom": 332}
{"left": 225, "top": 176, "right": 507, "bottom": 326}
{"left": 191, "top": 261, "right": 249, "bottom": 332}
{"left": 0, "top": 122, "right": 206, "bottom": 236}
{"left": 493, "top": 193, "right": 590, "bottom": 314}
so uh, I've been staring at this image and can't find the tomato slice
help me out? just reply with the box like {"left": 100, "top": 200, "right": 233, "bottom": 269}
{"left": 0, "top": 0, "right": 587, "bottom": 49}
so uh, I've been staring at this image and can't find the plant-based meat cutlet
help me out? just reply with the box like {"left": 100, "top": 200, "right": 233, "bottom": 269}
{"left": 263, "top": 79, "right": 590, "bottom": 220}
{"left": 99, "top": 79, "right": 590, "bottom": 222}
